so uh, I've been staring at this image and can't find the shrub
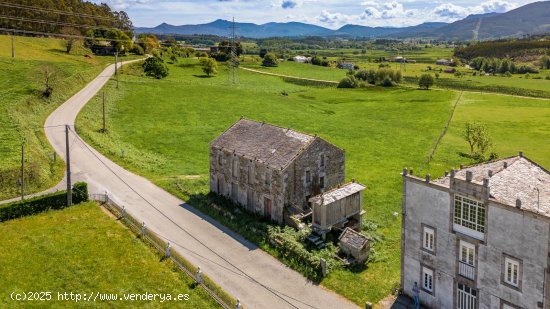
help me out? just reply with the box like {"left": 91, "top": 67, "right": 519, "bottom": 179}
{"left": 131, "top": 44, "right": 144, "bottom": 55}
{"left": 262, "top": 53, "right": 278, "bottom": 67}
{"left": 142, "top": 57, "right": 169, "bottom": 79}
{"left": 418, "top": 74, "right": 434, "bottom": 90}
{"left": 0, "top": 182, "right": 88, "bottom": 222}
{"left": 337, "top": 76, "right": 359, "bottom": 88}
{"left": 546, "top": 75, "right": 550, "bottom": 80}
{"left": 199, "top": 57, "right": 218, "bottom": 76}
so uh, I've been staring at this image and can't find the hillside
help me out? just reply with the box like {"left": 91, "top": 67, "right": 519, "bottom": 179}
{"left": 433, "top": 1, "right": 550, "bottom": 40}
{"left": 0, "top": 0, "right": 132, "bottom": 36}
{"left": 136, "top": 1, "right": 550, "bottom": 40}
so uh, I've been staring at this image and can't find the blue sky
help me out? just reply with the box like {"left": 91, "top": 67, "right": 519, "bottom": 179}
{"left": 96, "top": 0, "right": 543, "bottom": 28}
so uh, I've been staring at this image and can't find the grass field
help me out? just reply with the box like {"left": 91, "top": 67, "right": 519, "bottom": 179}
{"left": 77, "top": 58, "right": 457, "bottom": 303}
{"left": 0, "top": 202, "right": 217, "bottom": 308}
{"left": 76, "top": 57, "right": 550, "bottom": 304}
{"left": 0, "top": 35, "right": 137, "bottom": 200}
{"left": 242, "top": 58, "right": 550, "bottom": 95}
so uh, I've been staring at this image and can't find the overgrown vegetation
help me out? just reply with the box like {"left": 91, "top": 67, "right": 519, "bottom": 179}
{"left": 143, "top": 56, "right": 169, "bottom": 79}
{"left": 462, "top": 122, "right": 497, "bottom": 161}
{"left": 418, "top": 74, "right": 434, "bottom": 90}
{"left": 262, "top": 52, "right": 278, "bottom": 67}
{"left": 454, "top": 39, "right": 550, "bottom": 61}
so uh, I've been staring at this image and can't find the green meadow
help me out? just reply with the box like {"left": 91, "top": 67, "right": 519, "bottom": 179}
{"left": 0, "top": 202, "right": 217, "bottom": 308}
{"left": 76, "top": 58, "right": 550, "bottom": 304}
{"left": 0, "top": 35, "right": 137, "bottom": 200}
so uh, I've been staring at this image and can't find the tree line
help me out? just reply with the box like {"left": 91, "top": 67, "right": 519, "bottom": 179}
{"left": 454, "top": 39, "right": 550, "bottom": 60}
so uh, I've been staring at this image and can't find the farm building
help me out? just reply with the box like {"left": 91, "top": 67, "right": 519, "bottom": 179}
{"left": 293, "top": 56, "right": 312, "bottom": 63}
{"left": 309, "top": 181, "right": 366, "bottom": 238}
{"left": 338, "top": 227, "right": 371, "bottom": 264}
{"left": 337, "top": 62, "right": 355, "bottom": 70}
{"left": 436, "top": 58, "right": 452, "bottom": 66}
{"left": 401, "top": 153, "right": 550, "bottom": 309}
{"left": 210, "top": 118, "right": 346, "bottom": 224}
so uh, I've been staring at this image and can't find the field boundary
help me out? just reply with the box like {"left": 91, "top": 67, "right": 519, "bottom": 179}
{"left": 240, "top": 66, "right": 338, "bottom": 85}
{"left": 426, "top": 91, "right": 463, "bottom": 163}
{"left": 90, "top": 194, "right": 237, "bottom": 309}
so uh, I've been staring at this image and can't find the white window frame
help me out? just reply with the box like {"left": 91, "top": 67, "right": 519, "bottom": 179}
{"left": 504, "top": 257, "right": 520, "bottom": 287}
{"left": 459, "top": 241, "right": 476, "bottom": 266}
{"left": 453, "top": 195, "right": 485, "bottom": 240}
{"left": 422, "top": 226, "right": 435, "bottom": 253}
{"left": 422, "top": 267, "right": 434, "bottom": 294}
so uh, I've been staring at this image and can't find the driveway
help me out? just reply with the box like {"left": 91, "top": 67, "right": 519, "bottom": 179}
{"left": 44, "top": 61, "right": 359, "bottom": 309}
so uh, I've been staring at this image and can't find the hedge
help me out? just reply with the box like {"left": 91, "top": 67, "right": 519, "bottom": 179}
{"left": 0, "top": 182, "right": 88, "bottom": 222}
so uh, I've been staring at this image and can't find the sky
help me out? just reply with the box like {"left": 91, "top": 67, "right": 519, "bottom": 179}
{"left": 94, "top": 0, "right": 544, "bottom": 29}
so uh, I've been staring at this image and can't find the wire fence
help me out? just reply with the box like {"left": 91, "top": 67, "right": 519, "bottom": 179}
{"left": 89, "top": 194, "right": 237, "bottom": 309}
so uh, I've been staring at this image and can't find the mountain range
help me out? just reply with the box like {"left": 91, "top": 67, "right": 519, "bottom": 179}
{"left": 135, "top": 1, "right": 550, "bottom": 40}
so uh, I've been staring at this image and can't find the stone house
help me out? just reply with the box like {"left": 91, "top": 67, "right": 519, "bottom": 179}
{"left": 401, "top": 153, "right": 550, "bottom": 309}
{"left": 210, "top": 118, "right": 345, "bottom": 224}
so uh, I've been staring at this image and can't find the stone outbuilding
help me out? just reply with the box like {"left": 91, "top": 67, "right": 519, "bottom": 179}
{"left": 309, "top": 181, "right": 366, "bottom": 237}
{"left": 401, "top": 153, "right": 550, "bottom": 309}
{"left": 338, "top": 227, "right": 371, "bottom": 264}
{"left": 210, "top": 118, "right": 345, "bottom": 224}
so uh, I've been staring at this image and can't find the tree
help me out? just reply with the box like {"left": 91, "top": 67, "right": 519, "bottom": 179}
{"left": 262, "top": 53, "right": 278, "bottom": 67}
{"left": 199, "top": 57, "right": 218, "bottom": 77}
{"left": 418, "top": 74, "right": 434, "bottom": 90}
{"left": 60, "top": 27, "right": 81, "bottom": 53}
{"left": 137, "top": 34, "right": 160, "bottom": 54}
{"left": 40, "top": 65, "right": 57, "bottom": 97}
{"left": 259, "top": 48, "right": 268, "bottom": 58}
{"left": 463, "top": 122, "right": 494, "bottom": 159}
{"left": 142, "top": 57, "right": 169, "bottom": 79}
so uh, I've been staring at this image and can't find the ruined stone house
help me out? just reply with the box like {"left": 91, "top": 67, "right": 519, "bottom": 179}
{"left": 210, "top": 118, "right": 346, "bottom": 224}
{"left": 401, "top": 153, "right": 550, "bottom": 309}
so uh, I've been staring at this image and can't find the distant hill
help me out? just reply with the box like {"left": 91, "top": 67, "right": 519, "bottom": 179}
{"left": 432, "top": 1, "right": 550, "bottom": 41}
{"left": 135, "top": 1, "right": 550, "bottom": 40}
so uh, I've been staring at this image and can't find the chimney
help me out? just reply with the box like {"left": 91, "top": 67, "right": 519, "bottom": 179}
{"left": 409, "top": 169, "right": 413, "bottom": 176}
{"left": 488, "top": 170, "right": 493, "bottom": 177}
{"left": 483, "top": 178, "right": 489, "bottom": 187}
{"left": 519, "top": 151, "right": 524, "bottom": 158}
{"left": 352, "top": 178, "right": 356, "bottom": 183}
{"left": 425, "top": 174, "right": 431, "bottom": 183}
{"left": 516, "top": 198, "right": 522, "bottom": 209}
{"left": 466, "top": 171, "right": 473, "bottom": 182}
{"left": 450, "top": 169, "right": 456, "bottom": 178}
{"left": 504, "top": 162, "right": 508, "bottom": 169}
{"left": 444, "top": 171, "right": 449, "bottom": 177}
{"left": 402, "top": 167, "right": 408, "bottom": 176}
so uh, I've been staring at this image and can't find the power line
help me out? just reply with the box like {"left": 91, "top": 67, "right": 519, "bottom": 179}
{"left": 0, "top": 2, "right": 122, "bottom": 22}
{"left": 0, "top": 14, "right": 125, "bottom": 31}
{"left": 0, "top": 27, "right": 143, "bottom": 43}
{"left": 67, "top": 127, "right": 302, "bottom": 309}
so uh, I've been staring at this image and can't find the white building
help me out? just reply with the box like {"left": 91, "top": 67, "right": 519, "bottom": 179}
{"left": 401, "top": 153, "right": 550, "bottom": 309}
{"left": 293, "top": 56, "right": 311, "bottom": 63}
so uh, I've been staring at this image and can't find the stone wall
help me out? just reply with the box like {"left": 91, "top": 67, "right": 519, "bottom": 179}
{"left": 209, "top": 146, "right": 285, "bottom": 223}
{"left": 402, "top": 175, "right": 550, "bottom": 309}
{"left": 283, "top": 138, "right": 345, "bottom": 211}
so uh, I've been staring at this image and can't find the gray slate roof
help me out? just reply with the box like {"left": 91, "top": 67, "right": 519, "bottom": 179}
{"left": 339, "top": 227, "right": 370, "bottom": 250}
{"left": 309, "top": 182, "right": 366, "bottom": 206}
{"left": 211, "top": 119, "right": 315, "bottom": 169}
{"left": 434, "top": 156, "right": 550, "bottom": 217}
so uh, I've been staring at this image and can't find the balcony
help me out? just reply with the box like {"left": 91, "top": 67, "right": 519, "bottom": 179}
{"left": 458, "top": 261, "right": 475, "bottom": 280}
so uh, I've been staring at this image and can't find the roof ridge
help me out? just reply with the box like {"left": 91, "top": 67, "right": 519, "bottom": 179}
{"left": 240, "top": 117, "right": 315, "bottom": 139}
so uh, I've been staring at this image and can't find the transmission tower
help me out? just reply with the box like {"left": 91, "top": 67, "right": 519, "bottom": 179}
{"left": 228, "top": 17, "right": 239, "bottom": 85}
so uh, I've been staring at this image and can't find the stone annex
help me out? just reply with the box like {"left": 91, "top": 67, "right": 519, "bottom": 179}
{"left": 401, "top": 153, "right": 550, "bottom": 309}
{"left": 209, "top": 118, "right": 365, "bottom": 230}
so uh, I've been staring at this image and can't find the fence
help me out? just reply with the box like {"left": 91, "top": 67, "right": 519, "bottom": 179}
{"left": 90, "top": 194, "right": 238, "bottom": 309}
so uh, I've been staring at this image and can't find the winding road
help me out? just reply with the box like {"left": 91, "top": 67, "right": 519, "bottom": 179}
{"left": 43, "top": 61, "right": 359, "bottom": 309}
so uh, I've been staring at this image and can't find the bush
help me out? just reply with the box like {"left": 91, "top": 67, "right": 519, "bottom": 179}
{"left": 131, "top": 44, "right": 144, "bottom": 55}
{"left": 546, "top": 75, "right": 550, "bottom": 80}
{"left": 0, "top": 182, "right": 88, "bottom": 222}
{"left": 418, "top": 74, "right": 435, "bottom": 90}
{"left": 142, "top": 57, "right": 169, "bottom": 79}
{"left": 199, "top": 57, "right": 218, "bottom": 76}
{"left": 262, "top": 53, "right": 279, "bottom": 67}
{"left": 337, "top": 76, "right": 359, "bottom": 88}
{"left": 355, "top": 68, "right": 401, "bottom": 86}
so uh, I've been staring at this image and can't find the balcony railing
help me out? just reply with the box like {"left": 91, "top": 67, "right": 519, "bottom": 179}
{"left": 458, "top": 261, "right": 475, "bottom": 280}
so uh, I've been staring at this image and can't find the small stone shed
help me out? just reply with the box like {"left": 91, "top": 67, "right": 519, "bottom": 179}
{"left": 309, "top": 181, "right": 366, "bottom": 237}
{"left": 338, "top": 227, "right": 370, "bottom": 264}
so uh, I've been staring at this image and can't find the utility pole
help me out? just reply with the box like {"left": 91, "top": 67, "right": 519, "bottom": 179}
{"left": 20, "top": 143, "right": 24, "bottom": 200}
{"left": 102, "top": 92, "right": 106, "bottom": 132}
{"left": 115, "top": 52, "right": 119, "bottom": 88}
{"left": 65, "top": 125, "right": 72, "bottom": 207}
{"left": 11, "top": 32, "right": 14, "bottom": 62}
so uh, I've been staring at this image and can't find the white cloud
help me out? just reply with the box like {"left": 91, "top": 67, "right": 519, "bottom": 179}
{"left": 317, "top": 10, "right": 348, "bottom": 25}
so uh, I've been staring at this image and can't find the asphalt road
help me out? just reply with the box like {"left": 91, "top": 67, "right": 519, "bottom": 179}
{"left": 44, "top": 61, "right": 359, "bottom": 309}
